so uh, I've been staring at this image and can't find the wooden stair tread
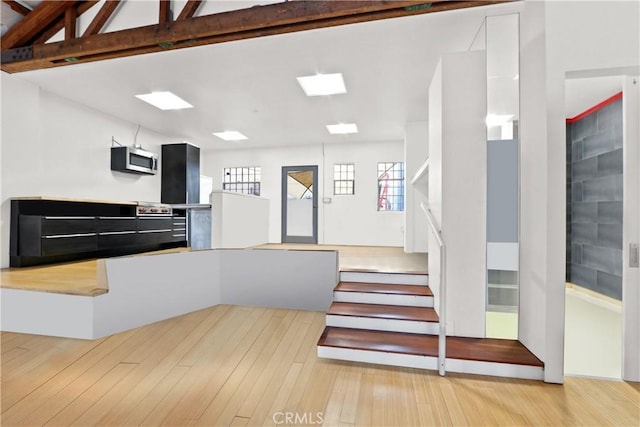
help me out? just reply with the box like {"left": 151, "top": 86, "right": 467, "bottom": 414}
{"left": 335, "top": 282, "right": 433, "bottom": 297}
{"left": 318, "top": 327, "right": 543, "bottom": 367}
{"left": 328, "top": 302, "right": 438, "bottom": 322}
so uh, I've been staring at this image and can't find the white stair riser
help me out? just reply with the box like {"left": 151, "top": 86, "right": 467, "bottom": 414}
{"left": 326, "top": 315, "right": 439, "bottom": 334}
{"left": 317, "top": 346, "right": 544, "bottom": 381}
{"left": 318, "top": 346, "right": 438, "bottom": 370}
{"left": 333, "top": 291, "right": 434, "bottom": 308}
{"left": 340, "top": 271, "right": 428, "bottom": 286}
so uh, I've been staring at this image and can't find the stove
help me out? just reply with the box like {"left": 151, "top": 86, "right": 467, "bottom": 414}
{"left": 136, "top": 202, "right": 173, "bottom": 216}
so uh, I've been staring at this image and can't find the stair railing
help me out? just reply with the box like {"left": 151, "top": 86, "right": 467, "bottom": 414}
{"left": 420, "top": 201, "right": 446, "bottom": 376}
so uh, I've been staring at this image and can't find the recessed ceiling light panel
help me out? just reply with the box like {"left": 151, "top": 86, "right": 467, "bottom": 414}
{"left": 297, "top": 73, "right": 347, "bottom": 96}
{"left": 212, "top": 131, "right": 248, "bottom": 141}
{"left": 327, "top": 123, "right": 358, "bottom": 135}
{"left": 135, "top": 91, "right": 193, "bottom": 110}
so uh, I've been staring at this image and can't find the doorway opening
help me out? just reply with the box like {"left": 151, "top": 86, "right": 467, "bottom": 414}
{"left": 281, "top": 165, "right": 318, "bottom": 244}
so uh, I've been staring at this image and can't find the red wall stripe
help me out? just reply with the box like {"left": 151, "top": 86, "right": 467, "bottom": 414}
{"left": 566, "top": 91, "right": 623, "bottom": 124}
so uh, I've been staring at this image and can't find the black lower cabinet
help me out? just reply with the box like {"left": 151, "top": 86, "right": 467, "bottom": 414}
{"left": 10, "top": 199, "right": 187, "bottom": 267}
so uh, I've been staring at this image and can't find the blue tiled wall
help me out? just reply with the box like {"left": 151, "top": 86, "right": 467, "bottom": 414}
{"left": 566, "top": 99, "right": 623, "bottom": 300}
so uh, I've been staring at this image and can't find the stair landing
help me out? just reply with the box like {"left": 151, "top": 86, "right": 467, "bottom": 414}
{"left": 317, "top": 327, "right": 544, "bottom": 380}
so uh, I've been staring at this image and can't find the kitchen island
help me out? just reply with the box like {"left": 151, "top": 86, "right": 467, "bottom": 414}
{"left": 10, "top": 197, "right": 188, "bottom": 267}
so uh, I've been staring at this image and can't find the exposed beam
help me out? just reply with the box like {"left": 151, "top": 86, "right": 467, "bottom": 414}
{"left": 159, "top": 0, "right": 171, "bottom": 23}
{"left": 83, "top": 0, "right": 122, "bottom": 37}
{"left": 1, "top": 0, "right": 512, "bottom": 73}
{"left": 33, "top": 1, "right": 99, "bottom": 45}
{"left": 65, "top": 7, "right": 77, "bottom": 40}
{"left": 0, "top": 0, "right": 76, "bottom": 49}
{"left": 2, "top": 0, "right": 31, "bottom": 16}
{"left": 176, "top": 0, "right": 201, "bottom": 21}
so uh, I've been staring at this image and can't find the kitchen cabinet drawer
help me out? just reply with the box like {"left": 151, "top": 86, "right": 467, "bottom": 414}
{"left": 98, "top": 217, "right": 137, "bottom": 233}
{"left": 137, "top": 217, "right": 173, "bottom": 231}
{"left": 98, "top": 231, "right": 137, "bottom": 249}
{"left": 137, "top": 229, "right": 174, "bottom": 245}
{"left": 41, "top": 234, "right": 98, "bottom": 256}
{"left": 20, "top": 215, "right": 97, "bottom": 236}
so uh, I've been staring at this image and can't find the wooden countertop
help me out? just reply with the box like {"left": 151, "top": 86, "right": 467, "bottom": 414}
{"left": 12, "top": 196, "right": 137, "bottom": 205}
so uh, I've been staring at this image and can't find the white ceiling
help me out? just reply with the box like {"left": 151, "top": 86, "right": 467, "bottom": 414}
{"left": 3, "top": 1, "right": 561, "bottom": 152}
{"left": 565, "top": 76, "right": 624, "bottom": 118}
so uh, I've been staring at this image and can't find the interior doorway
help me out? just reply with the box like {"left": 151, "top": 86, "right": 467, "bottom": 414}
{"left": 563, "top": 74, "right": 639, "bottom": 380}
{"left": 281, "top": 165, "right": 318, "bottom": 244}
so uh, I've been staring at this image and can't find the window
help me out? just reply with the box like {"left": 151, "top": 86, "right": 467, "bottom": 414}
{"left": 223, "top": 166, "right": 261, "bottom": 196}
{"left": 333, "top": 164, "right": 355, "bottom": 195}
{"left": 377, "top": 162, "right": 405, "bottom": 211}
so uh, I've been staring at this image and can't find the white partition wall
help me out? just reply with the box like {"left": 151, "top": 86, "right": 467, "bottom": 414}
{"left": 211, "top": 190, "right": 269, "bottom": 249}
{"left": 428, "top": 51, "right": 487, "bottom": 338}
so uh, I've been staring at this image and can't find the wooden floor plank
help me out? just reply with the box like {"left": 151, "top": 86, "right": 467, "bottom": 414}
{"left": 1, "top": 305, "right": 638, "bottom": 427}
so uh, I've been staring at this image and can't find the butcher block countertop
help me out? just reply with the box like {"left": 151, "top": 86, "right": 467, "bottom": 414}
{"left": 12, "top": 196, "right": 138, "bottom": 205}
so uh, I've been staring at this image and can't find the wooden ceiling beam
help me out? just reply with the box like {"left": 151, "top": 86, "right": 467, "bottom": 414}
{"left": 2, "top": 0, "right": 32, "bottom": 16}
{"left": 176, "top": 0, "right": 201, "bottom": 21}
{"left": 30, "top": 1, "right": 99, "bottom": 45}
{"left": 83, "top": 0, "right": 122, "bottom": 37}
{"left": 159, "top": 0, "right": 171, "bottom": 23}
{"left": 0, "top": 0, "right": 77, "bottom": 49}
{"left": 1, "top": 0, "right": 512, "bottom": 73}
{"left": 65, "top": 7, "right": 78, "bottom": 40}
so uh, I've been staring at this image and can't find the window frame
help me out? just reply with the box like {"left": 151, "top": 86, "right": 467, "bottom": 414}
{"left": 222, "top": 166, "right": 261, "bottom": 196}
{"left": 377, "top": 162, "right": 405, "bottom": 212}
{"left": 333, "top": 163, "right": 355, "bottom": 196}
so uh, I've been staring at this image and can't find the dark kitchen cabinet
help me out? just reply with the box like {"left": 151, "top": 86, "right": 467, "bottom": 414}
{"left": 10, "top": 199, "right": 187, "bottom": 267}
{"left": 161, "top": 143, "right": 200, "bottom": 204}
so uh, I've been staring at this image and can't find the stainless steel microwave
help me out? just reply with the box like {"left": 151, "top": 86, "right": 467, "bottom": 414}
{"left": 111, "top": 146, "right": 158, "bottom": 175}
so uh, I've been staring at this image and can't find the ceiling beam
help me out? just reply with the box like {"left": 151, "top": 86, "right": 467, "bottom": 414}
{"left": 83, "top": 0, "right": 122, "bottom": 37}
{"left": 65, "top": 7, "right": 78, "bottom": 40}
{"left": 19, "top": 1, "right": 98, "bottom": 46}
{"left": 1, "top": 0, "right": 512, "bottom": 73}
{"left": 159, "top": 0, "right": 171, "bottom": 23}
{"left": 0, "top": 0, "right": 77, "bottom": 49}
{"left": 176, "top": 0, "right": 202, "bottom": 21}
{"left": 2, "top": 0, "right": 31, "bottom": 16}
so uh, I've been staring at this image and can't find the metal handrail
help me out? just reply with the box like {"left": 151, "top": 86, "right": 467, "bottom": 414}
{"left": 420, "top": 201, "right": 446, "bottom": 376}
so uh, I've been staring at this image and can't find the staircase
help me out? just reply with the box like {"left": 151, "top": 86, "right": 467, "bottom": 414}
{"left": 317, "top": 270, "right": 544, "bottom": 380}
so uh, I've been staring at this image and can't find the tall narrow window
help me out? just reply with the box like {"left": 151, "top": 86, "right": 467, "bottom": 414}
{"left": 334, "top": 164, "right": 355, "bottom": 195}
{"left": 377, "top": 162, "right": 405, "bottom": 211}
{"left": 223, "top": 166, "right": 261, "bottom": 196}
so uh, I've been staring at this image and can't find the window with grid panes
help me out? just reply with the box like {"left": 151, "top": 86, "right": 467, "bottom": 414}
{"left": 333, "top": 164, "right": 355, "bottom": 195}
{"left": 377, "top": 162, "right": 405, "bottom": 211}
{"left": 223, "top": 167, "right": 261, "bottom": 196}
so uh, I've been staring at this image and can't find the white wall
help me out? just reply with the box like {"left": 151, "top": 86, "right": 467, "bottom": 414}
{"left": 202, "top": 140, "right": 405, "bottom": 247}
{"left": 429, "top": 51, "right": 487, "bottom": 338}
{"left": 404, "top": 121, "right": 429, "bottom": 253}
{"left": 211, "top": 190, "right": 269, "bottom": 248}
{"left": 518, "top": 0, "right": 640, "bottom": 383}
{"left": 0, "top": 72, "right": 172, "bottom": 268}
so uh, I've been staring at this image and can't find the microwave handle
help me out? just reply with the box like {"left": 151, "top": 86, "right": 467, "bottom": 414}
{"left": 153, "top": 157, "right": 158, "bottom": 171}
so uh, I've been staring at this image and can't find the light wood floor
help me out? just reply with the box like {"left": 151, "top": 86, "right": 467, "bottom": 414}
{"left": 2, "top": 305, "right": 638, "bottom": 426}
{"left": 257, "top": 244, "right": 428, "bottom": 274}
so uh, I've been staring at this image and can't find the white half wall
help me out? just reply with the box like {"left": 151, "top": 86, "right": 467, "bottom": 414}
{"left": 404, "top": 121, "right": 429, "bottom": 253}
{"left": 211, "top": 190, "right": 269, "bottom": 249}
{"left": 0, "top": 72, "right": 173, "bottom": 268}
{"left": 201, "top": 140, "right": 405, "bottom": 247}
{"left": 428, "top": 50, "right": 487, "bottom": 338}
{"left": 219, "top": 249, "right": 338, "bottom": 312}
